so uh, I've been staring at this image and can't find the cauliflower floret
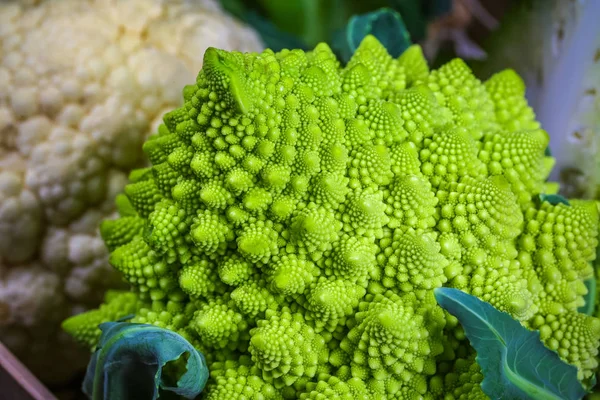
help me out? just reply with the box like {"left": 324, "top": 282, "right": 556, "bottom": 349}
{"left": 0, "top": 160, "right": 42, "bottom": 263}
{"left": 0, "top": 0, "right": 262, "bottom": 384}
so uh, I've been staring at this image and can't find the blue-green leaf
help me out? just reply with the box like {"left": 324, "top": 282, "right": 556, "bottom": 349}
{"left": 332, "top": 8, "right": 412, "bottom": 64}
{"left": 579, "top": 277, "right": 597, "bottom": 315}
{"left": 240, "top": 11, "right": 309, "bottom": 52}
{"left": 386, "top": 0, "right": 451, "bottom": 40}
{"left": 434, "top": 287, "right": 587, "bottom": 400}
{"left": 83, "top": 322, "right": 208, "bottom": 400}
{"left": 218, "top": 0, "right": 308, "bottom": 51}
{"left": 538, "top": 193, "right": 570, "bottom": 206}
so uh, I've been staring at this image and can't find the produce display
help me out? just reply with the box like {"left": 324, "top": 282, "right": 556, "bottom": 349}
{"left": 0, "top": 0, "right": 263, "bottom": 385}
{"left": 63, "top": 34, "right": 600, "bottom": 398}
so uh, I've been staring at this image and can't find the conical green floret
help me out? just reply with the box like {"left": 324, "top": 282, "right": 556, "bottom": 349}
{"left": 109, "top": 236, "right": 180, "bottom": 300}
{"left": 178, "top": 257, "right": 226, "bottom": 298}
{"left": 385, "top": 174, "right": 438, "bottom": 230}
{"left": 298, "top": 375, "right": 370, "bottom": 399}
{"left": 167, "top": 145, "right": 194, "bottom": 175}
{"left": 218, "top": 253, "right": 256, "bottom": 286}
{"left": 389, "top": 141, "right": 422, "bottom": 177}
{"left": 387, "top": 85, "right": 437, "bottom": 145}
{"left": 519, "top": 199, "right": 599, "bottom": 315}
{"left": 328, "top": 234, "right": 375, "bottom": 285}
{"left": 123, "top": 179, "right": 163, "bottom": 218}
{"left": 342, "top": 189, "right": 389, "bottom": 239}
{"left": 397, "top": 44, "right": 429, "bottom": 87}
{"left": 171, "top": 178, "right": 203, "bottom": 214}
{"left": 289, "top": 204, "right": 342, "bottom": 259}
{"left": 378, "top": 230, "right": 448, "bottom": 297}
{"left": 531, "top": 310, "right": 600, "bottom": 382}
{"left": 340, "top": 291, "right": 444, "bottom": 388}
{"left": 142, "top": 132, "right": 184, "bottom": 165}
{"left": 203, "top": 357, "right": 283, "bottom": 400}
{"left": 231, "top": 279, "right": 280, "bottom": 320}
{"left": 249, "top": 310, "right": 328, "bottom": 388}
{"left": 152, "top": 162, "right": 180, "bottom": 196}
{"left": 479, "top": 129, "right": 549, "bottom": 204}
{"left": 436, "top": 176, "right": 523, "bottom": 257}
{"left": 309, "top": 172, "right": 349, "bottom": 209}
{"left": 420, "top": 128, "right": 484, "bottom": 187}
{"left": 146, "top": 199, "right": 192, "bottom": 263}
{"left": 67, "top": 35, "right": 600, "bottom": 397}
{"left": 100, "top": 215, "right": 145, "bottom": 251}
{"left": 427, "top": 58, "right": 496, "bottom": 139}
{"left": 431, "top": 352, "right": 486, "bottom": 399}
{"left": 190, "top": 209, "right": 233, "bottom": 255}
{"left": 62, "top": 291, "right": 140, "bottom": 349}
{"left": 266, "top": 254, "right": 319, "bottom": 296}
{"left": 345, "top": 36, "right": 406, "bottom": 99}
{"left": 484, "top": 69, "right": 540, "bottom": 132}
{"left": 300, "top": 278, "right": 366, "bottom": 332}
{"left": 348, "top": 144, "right": 393, "bottom": 188}
{"left": 191, "top": 295, "right": 249, "bottom": 350}
{"left": 129, "top": 300, "right": 206, "bottom": 356}
{"left": 237, "top": 219, "right": 280, "bottom": 264}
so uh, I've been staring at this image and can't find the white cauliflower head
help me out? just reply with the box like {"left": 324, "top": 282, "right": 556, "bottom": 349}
{"left": 0, "top": 0, "right": 263, "bottom": 384}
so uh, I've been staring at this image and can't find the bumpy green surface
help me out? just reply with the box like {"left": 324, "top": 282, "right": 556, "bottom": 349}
{"left": 64, "top": 36, "right": 600, "bottom": 399}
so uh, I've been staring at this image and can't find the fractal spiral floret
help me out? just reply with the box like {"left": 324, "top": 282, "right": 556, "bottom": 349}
{"left": 63, "top": 36, "right": 600, "bottom": 399}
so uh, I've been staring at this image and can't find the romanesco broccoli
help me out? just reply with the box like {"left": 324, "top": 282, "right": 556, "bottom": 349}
{"left": 63, "top": 35, "right": 600, "bottom": 399}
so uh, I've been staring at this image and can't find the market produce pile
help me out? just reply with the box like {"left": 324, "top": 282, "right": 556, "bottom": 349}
{"left": 64, "top": 35, "right": 600, "bottom": 398}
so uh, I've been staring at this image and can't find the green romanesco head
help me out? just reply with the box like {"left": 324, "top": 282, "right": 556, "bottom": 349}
{"left": 64, "top": 35, "right": 600, "bottom": 398}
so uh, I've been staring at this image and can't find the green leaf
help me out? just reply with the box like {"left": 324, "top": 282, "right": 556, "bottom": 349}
{"left": 255, "top": 0, "right": 337, "bottom": 47}
{"left": 83, "top": 322, "right": 208, "bottom": 400}
{"left": 243, "top": 11, "right": 309, "bottom": 52}
{"left": 332, "top": 8, "right": 412, "bottom": 64}
{"left": 434, "top": 287, "right": 587, "bottom": 400}
{"left": 386, "top": 0, "right": 452, "bottom": 40}
{"left": 579, "top": 277, "right": 597, "bottom": 315}
{"left": 218, "top": 0, "right": 308, "bottom": 51}
{"left": 538, "top": 193, "right": 570, "bottom": 206}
